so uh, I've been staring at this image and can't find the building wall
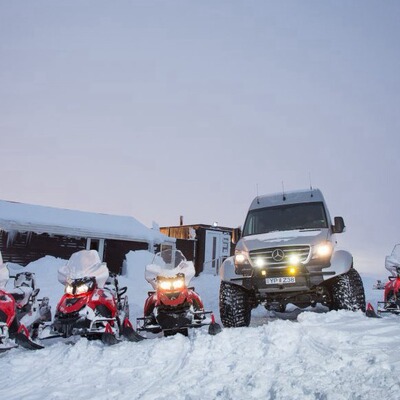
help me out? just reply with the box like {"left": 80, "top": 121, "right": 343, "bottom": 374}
{"left": 0, "top": 230, "right": 86, "bottom": 266}
{"left": 175, "top": 238, "right": 196, "bottom": 270}
{"left": 160, "top": 225, "right": 236, "bottom": 275}
{"left": 160, "top": 226, "right": 192, "bottom": 240}
{"left": 103, "top": 239, "right": 148, "bottom": 274}
{"left": 195, "top": 228, "right": 207, "bottom": 274}
{"left": 0, "top": 230, "right": 152, "bottom": 275}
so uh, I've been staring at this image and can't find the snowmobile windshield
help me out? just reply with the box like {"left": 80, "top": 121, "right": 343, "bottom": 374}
{"left": 243, "top": 202, "right": 328, "bottom": 237}
{"left": 0, "top": 261, "right": 9, "bottom": 289}
{"left": 385, "top": 244, "right": 400, "bottom": 275}
{"left": 58, "top": 250, "right": 109, "bottom": 289}
{"left": 391, "top": 245, "right": 400, "bottom": 262}
{"left": 145, "top": 249, "right": 195, "bottom": 289}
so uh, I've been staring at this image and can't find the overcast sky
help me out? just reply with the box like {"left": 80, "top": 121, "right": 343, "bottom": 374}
{"left": 1, "top": 1, "right": 399, "bottom": 274}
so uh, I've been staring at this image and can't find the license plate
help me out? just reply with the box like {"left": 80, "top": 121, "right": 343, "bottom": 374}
{"left": 266, "top": 277, "right": 296, "bottom": 285}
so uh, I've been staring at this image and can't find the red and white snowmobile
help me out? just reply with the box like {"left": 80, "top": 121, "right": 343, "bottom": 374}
{"left": 41, "top": 250, "right": 143, "bottom": 345}
{"left": 137, "top": 249, "right": 221, "bottom": 337}
{"left": 0, "top": 253, "right": 51, "bottom": 352}
{"left": 377, "top": 244, "right": 400, "bottom": 314}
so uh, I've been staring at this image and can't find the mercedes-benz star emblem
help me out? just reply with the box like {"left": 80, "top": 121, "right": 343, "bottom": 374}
{"left": 272, "top": 249, "right": 285, "bottom": 262}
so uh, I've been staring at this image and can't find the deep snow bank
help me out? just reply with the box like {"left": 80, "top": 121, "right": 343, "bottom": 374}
{"left": 1, "top": 253, "right": 399, "bottom": 400}
{"left": 2, "top": 311, "right": 400, "bottom": 400}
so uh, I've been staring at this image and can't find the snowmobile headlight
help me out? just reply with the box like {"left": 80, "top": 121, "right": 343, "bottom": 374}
{"left": 172, "top": 278, "right": 185, "bottom": 289}
{"left": 158, "top": 276, "right": 185, "bottom": 291}
{"left": 75, "top": 283, "right": 90, "bottom": 295}
{"left": 65, "top": 277, "right": 96, "bottom": 295}
{"left": 65, "top": 284, "right": 74, "bottom": 295}
{"left": 313, "top": 242, "right": 333, "bottom": 259}
{"left": 159, "top": 280, "right": 172, "bottom": 290}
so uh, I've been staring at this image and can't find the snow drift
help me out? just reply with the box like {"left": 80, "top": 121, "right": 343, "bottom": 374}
{"left": 0, "top": 254, "right": 399, "bottom": 400}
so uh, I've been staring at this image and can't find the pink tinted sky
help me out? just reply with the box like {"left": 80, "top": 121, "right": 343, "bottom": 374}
{"left": 1, "top": 1, "right": 399, "bottom": 274}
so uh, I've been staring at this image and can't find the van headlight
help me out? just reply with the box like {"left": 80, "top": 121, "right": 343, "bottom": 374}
{"left": 234, "top": 251, "right": 250, "bottom": 266}
{"left": 312, "top": 242, "right": 333, "bottom": 259}
{"left": 234, "top": 250, "right": 259, "bottom": 274}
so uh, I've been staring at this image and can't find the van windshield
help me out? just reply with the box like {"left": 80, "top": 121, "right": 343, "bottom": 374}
{"left": 243, "top": 202, "right": 328, "bottom": 237}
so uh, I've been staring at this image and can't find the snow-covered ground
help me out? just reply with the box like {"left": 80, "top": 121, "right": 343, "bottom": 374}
{"left": 1, "top": 253, "right": 399, "bottom": 400}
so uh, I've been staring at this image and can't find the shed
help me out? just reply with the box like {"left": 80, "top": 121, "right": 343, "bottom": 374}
{"left": 0, "top": 200, "right": 175, "bottom": 274}
{"left": 160, "top": 224, "right": 237, "bottom": 275}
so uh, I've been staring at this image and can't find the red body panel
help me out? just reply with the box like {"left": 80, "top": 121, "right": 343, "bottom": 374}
{"left": 0, "top": 289, "right": 16, "bottom": 327}
{"left": 57, "top": 288, "right": 117, "bottom": 318}
{"left": 144, "top": 287, "right": 204, "bottom": 316}
{"left": 384, "top": 277, "right": 400, "bottom": 301}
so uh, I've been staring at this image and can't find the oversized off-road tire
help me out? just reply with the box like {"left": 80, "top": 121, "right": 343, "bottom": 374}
{"left": 328, "top": 267, "right": 366, "bottom": 312}
{"left": 219, "top": 281, "right": 252, "bottom": 327}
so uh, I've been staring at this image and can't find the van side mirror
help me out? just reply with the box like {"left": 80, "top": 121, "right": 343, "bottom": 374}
{"left": 231, "top": 227, "right": 242, "bottom": 245}
{"left": 332, "top": 216, "right": 345, "bottom": 234}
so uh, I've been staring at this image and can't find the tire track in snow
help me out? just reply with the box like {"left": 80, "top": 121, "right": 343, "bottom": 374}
{"left": 133, "top": 334, "right": 194, "bottom": 400}
{"left": 0, "top": 342, "right": 75, "bottom": 400}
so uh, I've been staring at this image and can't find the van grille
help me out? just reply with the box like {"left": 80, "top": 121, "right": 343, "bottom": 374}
{"left": 249, "top": 246, "right": 311, "bottom": 267}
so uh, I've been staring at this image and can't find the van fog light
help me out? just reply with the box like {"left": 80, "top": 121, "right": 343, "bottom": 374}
{"left": 288, "top": 267, "right": 297, "bottom": 275}
{"left": 288, "top": 255, "right": 300, "bottom": 265}
{"left": 255, "top": 257, "right": 266, "bottom": 268}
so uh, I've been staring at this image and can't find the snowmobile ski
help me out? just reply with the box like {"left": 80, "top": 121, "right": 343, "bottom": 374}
{"left": 365, "top": 303, "right": 381, "bottom": 318}
{"left": 15, "top": 332, "right": 44, "bottom": 350}
{"left": 121, "top": 318, "right": 145, "bottom": 342}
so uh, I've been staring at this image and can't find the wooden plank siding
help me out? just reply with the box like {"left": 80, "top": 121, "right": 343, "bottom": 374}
{"left": 0, "top": 230, "right": 151, "bottom": 274}
{"left": 0, "top": 231, "right": 86, "bottom": 266}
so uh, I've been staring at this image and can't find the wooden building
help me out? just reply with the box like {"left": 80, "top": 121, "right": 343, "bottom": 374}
{"left": 0, "top": 200, "right": 174, "bottom": 274}
{"left": 160, "top": 224, "right": 237, "bottom": 275}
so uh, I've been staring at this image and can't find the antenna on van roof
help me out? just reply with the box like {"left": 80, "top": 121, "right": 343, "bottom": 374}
{"left": 281, "top": 181, "right": 286, "bottom": 201}
{"left": 256, "top": 184, "right": 260, "bottom": 204}
{"left": 309, "top": 173, "right": 313, "bottom": 197}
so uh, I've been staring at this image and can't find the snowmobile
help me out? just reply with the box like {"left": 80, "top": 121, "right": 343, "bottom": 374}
{"left": 0, "top": 253, "right": 51, "bottom": 352}
{"left": 373, "top": 280, "right": 385, "bottom": 290}
{"left": 137, "top": 249, "right": 221, "bottom": 337}
{"left": 41, "top": 250, "right": 143, "bottom": 345}
{"left": 377, "top": 244, "right": 400, "bottom": 314}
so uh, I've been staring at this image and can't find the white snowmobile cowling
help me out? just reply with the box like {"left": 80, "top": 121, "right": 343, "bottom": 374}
{"left": 145, "top": 260, "right": 195, "bottom": 290}
{"left": 0, "top": 252, "right": 9, "bottom": 289}
{"left": 385, "top": 244, "right": 400, "bottom": 276}
{"left": 58, "top": 250, "right": 109, "bottom": 288}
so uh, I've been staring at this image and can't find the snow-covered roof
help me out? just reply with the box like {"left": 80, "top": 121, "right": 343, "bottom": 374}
{"left": 249, "top": 188, "right": 326, "bottom": 210}
{"left": 0, "top": 199, "right": 174, "bottom": 245}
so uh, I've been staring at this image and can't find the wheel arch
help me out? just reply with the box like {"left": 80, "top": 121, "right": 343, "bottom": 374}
{"left": 219, "top": 256, "right": 245, "bottom": 285}
{"left": 323, "top": 249, "right": 354, "bottom": 282}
